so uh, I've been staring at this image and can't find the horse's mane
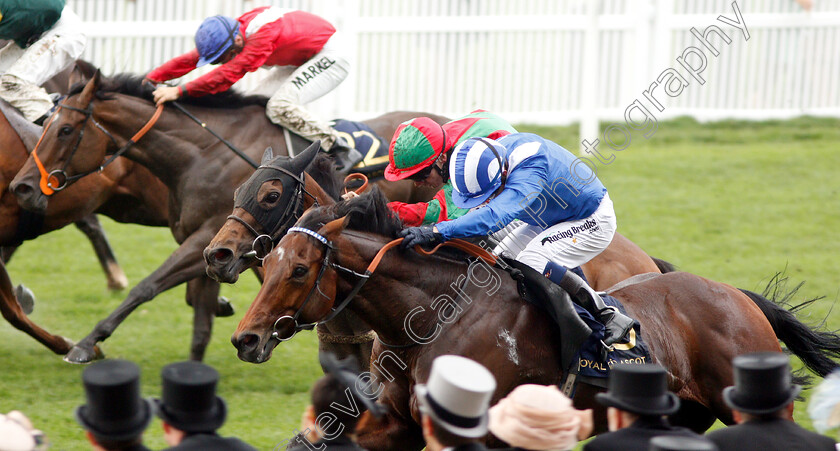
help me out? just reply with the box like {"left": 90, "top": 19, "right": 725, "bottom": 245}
{"left": 69, "top": 73, "right": 269, "bottom": 109}
{"left": 298, "top": 188, "right": 404, "bottom": 238}
{"left": 307, "top": 154, "right": 342, "bottom": 201}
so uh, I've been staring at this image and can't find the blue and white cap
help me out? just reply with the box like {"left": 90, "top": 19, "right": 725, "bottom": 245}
{"left": 195, "top": 16, "right": 240, "bottom": 67}
{"left": 450, "top": 137, "right": 509, "bottom": 208}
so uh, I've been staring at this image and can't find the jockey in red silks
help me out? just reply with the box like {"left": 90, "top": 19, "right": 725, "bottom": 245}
{"left": 383, "top": 110, "right": 517, "bottom": 226}
{"left": 399, "top": 135, "right": 635, "bottom": 348}
{"left": 145, "top": 6, "right": 363, "bottom": 170}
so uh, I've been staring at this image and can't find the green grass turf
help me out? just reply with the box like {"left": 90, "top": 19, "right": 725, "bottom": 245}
{"left": 2, "top": 116, "right": 839, "bottom": 449}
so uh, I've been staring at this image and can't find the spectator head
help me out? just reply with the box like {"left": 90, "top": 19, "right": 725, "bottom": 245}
{"left": 75, "top": 360, "right": 152, "bottom": 449}
{"left": 649, "top": 435, "right": 719, "bottom": 451}
{"left": 723, "top": 352, "right": 800, "bottom": 421}
{"left": 489, "top": 384, "right": 592, "bottom": 450}
{"left": 595, "top": 364, "right": 679, "bottom": 430}
{"left": 153, "top": 361, "right": 227, "bottom": 438}
{"left": 0, "top": 411, "right": 47, "bottom": 451}
{"left": 416, "top": 355, "right": 497, "bottom": 449}
{"left": 808, "top": 367, "right": 840, "bottom": 433}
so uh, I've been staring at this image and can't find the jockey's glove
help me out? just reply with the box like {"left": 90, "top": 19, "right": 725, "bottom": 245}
{"left": 399, "top": 225, "right": 443, "bottom": 250}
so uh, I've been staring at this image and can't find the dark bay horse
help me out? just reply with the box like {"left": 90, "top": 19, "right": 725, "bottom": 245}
{"left": 232, "top": 190, "right": 840, "bottom": 450}
{"left": 9, "top": 71, "right": 447, "bottom": 363}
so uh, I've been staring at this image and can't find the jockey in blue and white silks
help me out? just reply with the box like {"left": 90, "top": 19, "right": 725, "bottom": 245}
{"left": 399, "top": 133, "right": 634, "bottom": 347}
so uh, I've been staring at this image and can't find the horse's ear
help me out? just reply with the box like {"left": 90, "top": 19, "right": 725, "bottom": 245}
{"left": 78, "top": 70, "right": 101, "bottom": 105}
{"left": 319, "top": 215, "right": 348, "bottom": 240}
{"left": 289, "top": 140, "right": 321, "bottom": 175}
{"left": 261, "top": 147, "right": 274, "bottom": 165}
{"left": 67, "top": 60, "right": 97, "bottom": 90}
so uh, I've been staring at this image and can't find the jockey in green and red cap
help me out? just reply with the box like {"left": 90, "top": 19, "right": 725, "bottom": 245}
{"left": 384, "top": 109, "right": 517, "bottom": 227}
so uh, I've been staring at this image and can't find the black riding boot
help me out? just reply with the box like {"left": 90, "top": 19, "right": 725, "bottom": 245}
{"left": 329, "top": 139, "right": 365, "bottom": 172}
{"left": 556, "top": 269, "right": 634, "bottom": 347}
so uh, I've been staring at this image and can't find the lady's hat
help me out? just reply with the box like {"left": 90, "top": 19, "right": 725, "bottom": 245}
{"left": 75, "top": 360, "right": 153, "bottom": 441}
{"left": 722, "top": 352, "right": 801, "bottom": 415}
{"left": 153, "top": 361, "right": 227, "bottom": 433}
{"left": 415, "top": 355, "right": 497, "bottom": 438}
{"left": 595, "top": 363, "right": 680, "bottom": 416}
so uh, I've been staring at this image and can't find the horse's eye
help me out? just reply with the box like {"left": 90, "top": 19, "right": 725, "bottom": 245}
{"left": 265, "top": 191, "right": 281, "bottom": 203}
{"left": 292, "top": 266, "right": 308, "bottom": 278}
{"left": 58, "top": 125, "right": 74, "bottom": 137}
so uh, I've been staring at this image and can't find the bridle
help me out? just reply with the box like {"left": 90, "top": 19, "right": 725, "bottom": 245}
{"left": 31, "top": 101, "right": 163, "bottom": 195}
{"left": 270, "top": 226, "right": 374, "bottom": 342}
{"left": 227, "top": 162, "right": 319, "bottom": 260}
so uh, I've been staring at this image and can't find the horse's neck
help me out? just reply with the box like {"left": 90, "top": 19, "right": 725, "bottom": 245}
{"left": 303, "top": 173, "right": 336, "bottom": 207}
{"left": 0, "top": 101, "right": 40, "bottom": 150}
{"left": 339, "top": 234, "right": 478, "bottom": 345}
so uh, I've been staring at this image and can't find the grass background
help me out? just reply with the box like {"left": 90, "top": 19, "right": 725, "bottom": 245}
{"left": 2, "top": 116, "right": 839, "bottom": 450}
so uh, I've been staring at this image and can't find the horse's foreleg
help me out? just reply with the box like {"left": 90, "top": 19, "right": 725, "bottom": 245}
{"left": 64, "top": 228, "right": 215, "bottom": 364}
{"left": 185, "top": 275, "right": 221, "bottom": 361}
{"left": 0, "top": 261, "right": 72, "bottom": 354}
{"left": 356, "top": 410, "right": 425, "bottom": 451}
{"left": 74, "top": 214, "right": 128, "bottom": 291}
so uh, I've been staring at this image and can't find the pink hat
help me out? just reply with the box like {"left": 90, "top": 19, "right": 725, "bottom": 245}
{"left": 0, "top": 411, "right": 46, "bottom": 451}
{"left": 489, "top": 385, "right": 591, "bottom": 451}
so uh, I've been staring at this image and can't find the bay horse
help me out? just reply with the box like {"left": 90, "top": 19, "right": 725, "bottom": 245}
{"left": 9, "top": 71, "right": 447, "bottom": 363}
{"left": 232, "top": 190, "right": 840, "bottom": 450}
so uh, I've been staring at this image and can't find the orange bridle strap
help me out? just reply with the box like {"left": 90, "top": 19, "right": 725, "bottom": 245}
{"left": 365, "top": 238, "right": 497, "bottom": 274}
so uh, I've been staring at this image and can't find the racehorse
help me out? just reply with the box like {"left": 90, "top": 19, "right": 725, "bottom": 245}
{"left": 9, "top": 71, "right": 447, "bottom": 363}
{"left": 232, "top": 190, "right": 840, "bottom": 450}
{"left": 0, "top": 62, "right": 172, "bottom": 356}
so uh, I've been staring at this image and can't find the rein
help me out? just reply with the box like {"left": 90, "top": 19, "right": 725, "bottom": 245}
{"left": 271, "top": 228, "right": 496, "bottom": 342}
{"left": 32, "top": 103, "right": 163, "bottom": 195}
{"left": 169, "top": 101, "right": 259, "bottom": 169}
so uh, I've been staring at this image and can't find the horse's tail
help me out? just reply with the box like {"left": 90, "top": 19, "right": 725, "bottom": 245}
{"left": 739, "top": 273, "right": 840, "bottom": 380}
{"left": 651, "top": 257, "right": 678, "bottom": 273}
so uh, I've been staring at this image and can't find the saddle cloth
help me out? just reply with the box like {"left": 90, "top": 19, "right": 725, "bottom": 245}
{"left": 331, "top": 119, "right": 389, "bottom": 179}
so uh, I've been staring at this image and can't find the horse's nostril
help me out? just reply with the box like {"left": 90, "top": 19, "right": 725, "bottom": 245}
{"left": 12, "top": 182, "right": 32, "bottom": 195}
{"left": 211, "top": 248, "right": 233, "bottom": 264}
{"left": 242, "top": 334, "right": 258, "bottom": 347}
{"left": 233, "top": 333, "right": 259, "bottom": 352}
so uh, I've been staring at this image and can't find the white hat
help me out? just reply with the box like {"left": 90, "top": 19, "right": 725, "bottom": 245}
{"left": 415, "top": 355, "right": 497, "bottom": 438}
{"left": 0, "top": 411, "right": 43, "bottom": 451}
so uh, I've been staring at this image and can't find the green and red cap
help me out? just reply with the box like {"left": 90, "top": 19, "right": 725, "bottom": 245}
{"left": 385, "top": 117, "right": 447, "bottom": 181}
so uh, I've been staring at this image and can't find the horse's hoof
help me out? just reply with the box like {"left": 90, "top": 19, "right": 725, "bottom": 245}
{"left": 63, "top": 344, "right": 104, "bottom": 364}
{"left": 107, "top": 266, "right": 129, "bottom": 291}
{"left": 14, "top": 284, "right": 35, "bottom": 315}
{"left": 216, "top": 297, "right": 235, "bottom": 317}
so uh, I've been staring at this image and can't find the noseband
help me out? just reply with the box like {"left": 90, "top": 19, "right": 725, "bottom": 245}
{"left": 270, "top": 226, "right": 370, "bottom": 342}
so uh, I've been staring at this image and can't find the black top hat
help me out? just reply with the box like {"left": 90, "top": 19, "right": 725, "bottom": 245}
{"left": 595, "top": 363, "right": 680, "bottom": 416}
{"left": 650, "top": 435, "right": 719, "bottom": 451}
{"left": 75, "top": 360, "right": 153, "bottom": 441}
{"left": 722, "top": 352, "right": 801, "bottom": 415}
{"left": 153, "top": 361, "right": 227, "bottom": 433}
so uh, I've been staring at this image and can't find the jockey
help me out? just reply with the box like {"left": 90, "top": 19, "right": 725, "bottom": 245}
{"left": 0, "top": 0, "right": 86, "bottom": 123}
{"left": 145, "top": 7, "right": 363, "bottom": 171}
{"left": 384, "top": 110, "right": 517, "bottom": 226}
{"left": 399, "top": 134, "right": 634, "bottom": 347}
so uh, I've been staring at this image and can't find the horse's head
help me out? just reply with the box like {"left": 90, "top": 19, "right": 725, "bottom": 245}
{"left": 204, "top": 141, "right": 322, "bottom": 283}
{"left": 231, "top": 213, "right": 351, "bottom": 363}
{"left": 10, "top": 71, "right": 118, "bottom": 213}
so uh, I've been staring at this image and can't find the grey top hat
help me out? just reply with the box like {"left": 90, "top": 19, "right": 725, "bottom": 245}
{"left": 153, "top": 361, "right": 227, "bottom": 433}
{"left": 722, "top": 352, "right": 801, "bottom": 415}
{"left": 415, "top": 355, "right": 497, "bottom": 439}
{"left": 75, "top": 360, "right": 153, "bottom": 441}
{"left": 595, "top": 363, "right": 680, "bottom": 416}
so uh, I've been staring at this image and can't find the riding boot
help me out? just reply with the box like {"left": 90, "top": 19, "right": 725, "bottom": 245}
{"left": 545, "top": 262, "right": 634, "bottom": 347}
{"left": 329, "top": 137, "right": 365, "bottom": 172}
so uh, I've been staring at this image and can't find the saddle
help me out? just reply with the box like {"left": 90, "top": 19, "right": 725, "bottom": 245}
{"left": 503, "top": 259, "right": 593, "bottom": 373}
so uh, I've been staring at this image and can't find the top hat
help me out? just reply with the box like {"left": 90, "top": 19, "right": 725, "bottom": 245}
{"left": 415, "top": 355, "right": 497, "bottom": 438}
{"left": 649, "top": 436, "right": 719, "bottom": 451}
{"left": 75, "top": 360, "right": 153, "bottom": 441}
{"left": 153, "top": 361, "right": 227, "bottom": 433}
{"left": 595, "top": 364, "right": 680, "bottom": 416}
{"left": 319, "top": 352, "right": 387, "bottom": 418}
{"left": 722, "top": 352, "right": 801, "bottom": 415}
